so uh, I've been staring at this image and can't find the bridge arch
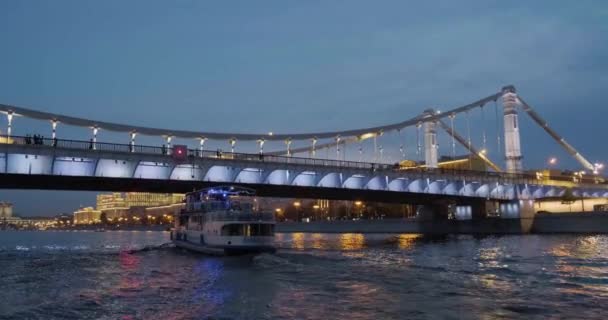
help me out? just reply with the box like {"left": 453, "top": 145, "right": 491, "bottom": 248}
{"left": 475, "top": 184, "right": 491, "bottom": 198}
{"left": 133, "top": 161, "right": 173, "bottom": 180}
{"left": 532, "top": 186, "right": 546, "bottom": 199}
{"left": 365, "top": 175, "right": 387, "bottom": 190}
{"left": 460, "top": 182, "right": 478, "bottom": 197}
{"left": 6, "top": 154, "right": 53, "bottom": 175}
{"left": 317, "top": 172, "right": 342, "bottom": 188}
{"left": 427, "top": 180, "right": 444, "bottom": 194}
{"left": 408, "top": 179, "right": 425, "bottom": 193}
{"left": 291, "top": 171, "right": 317, "bottom": 187}
{"left": 388, "top": 177, "right": 408, "bottom": 192}
{"left": 234, "top": 167, "right": 264, "bottom": 184}
{"left": 53, "top": 157, "right": 96, "bottom": 176}
{"left": 519, "top": 185, "right": 533, "bottom": 199}
{"left": 95, "top": 158, "right": 137, "bottom": 178}
{"left": 204, "top": 165, "right": 241, "bottom": 183}
{"left": 443, "top": 181, "right": 461, "bottom": 195}
{"left": 343, "top": 174, "right": 368, "bottom": 189}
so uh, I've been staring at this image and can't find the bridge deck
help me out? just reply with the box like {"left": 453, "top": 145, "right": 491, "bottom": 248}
{"left": 1, "top": 135, "right": 607, "bottom": 201}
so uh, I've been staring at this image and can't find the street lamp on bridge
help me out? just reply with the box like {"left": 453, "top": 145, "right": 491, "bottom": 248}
{"left": 548, "top": 157, "right": 557, "bottom": 167}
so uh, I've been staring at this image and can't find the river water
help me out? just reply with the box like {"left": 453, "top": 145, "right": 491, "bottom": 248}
{"left": 0, "top": 231, "right": 607, "bottom": 319}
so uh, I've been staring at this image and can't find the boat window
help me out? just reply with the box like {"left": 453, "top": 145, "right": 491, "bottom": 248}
{"left": 230, "top": 201, "right": 242, "bottom": 211}
{"left": 220, "top": 224, "right": 274, "bottom": 236}
{"left": 221, "top": 224, "right": 244, "bottom": 236}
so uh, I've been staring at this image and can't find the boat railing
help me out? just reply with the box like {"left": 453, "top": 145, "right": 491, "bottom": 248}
{"left": 206, "top": 211, "right": 275, "bottom": 222}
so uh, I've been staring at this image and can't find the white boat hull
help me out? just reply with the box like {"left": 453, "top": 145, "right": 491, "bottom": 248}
{"left": 171, "top": 229, "right": 275, "bottom": 255}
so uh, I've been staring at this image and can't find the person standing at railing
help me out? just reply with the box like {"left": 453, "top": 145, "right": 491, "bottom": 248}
{"left": 88, "top": 139, "right": 93, "bottom": 150}
{"left": 53, "top": 137, "right": 58, "bottom": 148}
{"left": 161, "top": 144, "right": 166, "bottom": 155}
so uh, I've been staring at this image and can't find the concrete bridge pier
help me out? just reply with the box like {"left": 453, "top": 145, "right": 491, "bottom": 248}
{"left": 453, "top": 199, "right": 492, "bottom": 221}
{"left": 499, "top": 199, "right": 536, "bottom": 233}
{"left": 416, "top": 203, "right": 450, "bottom": 221}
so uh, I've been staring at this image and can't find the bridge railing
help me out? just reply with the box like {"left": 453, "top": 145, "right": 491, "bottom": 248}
{"left": 0, "top": 134, "right": 383, "bottom": 170}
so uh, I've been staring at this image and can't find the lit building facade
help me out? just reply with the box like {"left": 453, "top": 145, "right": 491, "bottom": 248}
{"left": 73, "top": 207, "right": 102, "bottom": 224}
{"left": 96, "top": 193, "right": 127, "bottom": 210}
{"left": 96, "top": 192, "right": 184, "bottom": 211}
{"left": 90, "top": 192, "right": 185, "bottom": 223}
{"left": 0, "top": 202, "right": 13, "bottom": 219}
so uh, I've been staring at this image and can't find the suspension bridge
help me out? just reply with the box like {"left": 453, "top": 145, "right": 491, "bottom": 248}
{"left": 0, "top": 85, "right": 606, "bottom": 220}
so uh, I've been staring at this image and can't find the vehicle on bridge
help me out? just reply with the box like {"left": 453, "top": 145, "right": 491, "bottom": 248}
{"left": 172, "top": 186, "right": 275, "bottom": 255}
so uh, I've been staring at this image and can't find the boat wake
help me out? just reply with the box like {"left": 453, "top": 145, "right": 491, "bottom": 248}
{"left": 121, "top": 242, "right": 175, "bottom": 254}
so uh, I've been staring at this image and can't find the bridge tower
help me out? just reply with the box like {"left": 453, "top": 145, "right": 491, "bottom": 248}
{"left": 423, "top": 110, "right": 438, "bottom": 168}
{"left": 502, "top": 85, "right": 523, "bottom": 173}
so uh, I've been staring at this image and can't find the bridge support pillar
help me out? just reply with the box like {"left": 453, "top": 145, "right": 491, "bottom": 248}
{"left": 502, "top": 85, "right": 523, "bottom": 173}
{"left": 416, "top": 203, "right": 449, "bottom": 221}
{"left": 499, "top": 199, "right": 535, "bottom": 233}
{"left": 454, "top": 201, "right": 488, "bottom": 220}
{"left": 423, "top": 110, "right": 438, "bottom": 168}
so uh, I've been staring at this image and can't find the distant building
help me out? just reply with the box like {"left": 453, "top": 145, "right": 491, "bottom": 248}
{"left": 0, "top": 202, "right": 13, "bottom": 219}
{"left": 73, "top": 207, "right": 102, "bottom": 224}
{"left": 96, "top": 193, "right": 128, "bottom": 211}
{"left": 96, "top": 192, "right": 184, "bottom": 211}
{"left": 72, "top": 192, "right": 186, "bottom": 224}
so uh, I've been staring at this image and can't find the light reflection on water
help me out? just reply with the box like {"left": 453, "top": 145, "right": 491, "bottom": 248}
{"left": 339, "top": 233, "right": 365, "bottom": 250}
{"left": 1, "top": 231, "right": 608, "bottom": 319}
{"left": 397, "top": 234, "right": 421, "bottom": 249}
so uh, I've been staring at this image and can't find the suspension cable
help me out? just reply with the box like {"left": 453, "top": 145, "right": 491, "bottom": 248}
{"left": 416, "top": 122, "right": 422, "bottom": 162}
{"left": 398, "top": 129, "right": 404, "bottom": 160}
{"left": 450, "top": 114, "right": 456, "bottom": 158}
{"left": 481, "top": 105, "right": 487, "bottom": 151}
{"left": 494, "top": 98, "right": 501, "bottom": 156}
{"left": 373, "top": 135, "right": 378, "bottom": 162}
{"left": 466, "top": 111, "right": 472, "bottom": 169}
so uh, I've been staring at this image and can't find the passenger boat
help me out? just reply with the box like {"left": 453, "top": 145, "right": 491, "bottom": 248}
{"left": 171, "top": 186, "right": 276, "bottom": 255}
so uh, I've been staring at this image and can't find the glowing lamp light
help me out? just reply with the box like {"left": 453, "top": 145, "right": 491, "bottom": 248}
{"left": 172, "top": 145, "right": 188, "bottom": 160}
{"left": 359, "top": 132, "right": 377, "bottom": 140}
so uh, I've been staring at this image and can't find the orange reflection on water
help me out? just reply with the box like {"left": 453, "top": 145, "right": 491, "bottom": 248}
{"left": 549, "top": 236, "right": 608, "bottom": 296}
{"left": 396, "top": 234, "right": 421, "bottom": 250}
{"left": 311, "top": 233, "right": 326, "bottom": 250}
{"left": 291, "top": 232, "right": 305, "bottom": 250}
{"left": 549, "top": 236, "right": 601, "bottom": 259}
{"left": 339, "top": 233, "right": 365, "bottom": 250}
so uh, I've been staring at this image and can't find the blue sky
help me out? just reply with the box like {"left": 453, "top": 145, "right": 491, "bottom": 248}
{"left": 1, "top": 1, "right": 607, "bottom": 216}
